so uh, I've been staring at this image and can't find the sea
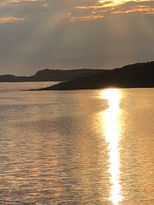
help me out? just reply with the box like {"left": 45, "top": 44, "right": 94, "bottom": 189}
{"left": 0, "top": 82, "right": 153, "bottom": 205}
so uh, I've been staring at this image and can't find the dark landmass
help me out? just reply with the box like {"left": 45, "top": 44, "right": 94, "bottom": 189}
{"left": 0, "top": 69, "right": 103, "bottom": 82}
{"left": 39, "top": 61, "right": 154, "bottom": 90}
{"left": 0, "top": 74, "right": 28, "bottom": 82}
{"left": 1, "top": 61, "right": 154, "bottom": 90}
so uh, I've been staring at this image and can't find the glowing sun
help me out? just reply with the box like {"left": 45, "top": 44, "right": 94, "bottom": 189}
{"left": 98, "top": 0, "right": 128, "bottom": 6}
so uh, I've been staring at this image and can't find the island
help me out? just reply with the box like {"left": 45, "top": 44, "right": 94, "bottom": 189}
{"left": 37, "top": 61, "right": 154, "bottom": 90}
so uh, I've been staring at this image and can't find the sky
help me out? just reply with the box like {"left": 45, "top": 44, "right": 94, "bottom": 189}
{"left": 0, "top": 0, "right": 154, "bottom": 75}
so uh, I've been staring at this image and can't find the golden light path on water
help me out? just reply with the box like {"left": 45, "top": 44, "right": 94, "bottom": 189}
{"left": 100, "top": 88, "right": 123, "bottom": 205}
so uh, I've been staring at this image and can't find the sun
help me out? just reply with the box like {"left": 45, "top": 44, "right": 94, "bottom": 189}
{"left": 98, "top": 0, "right": 126, "bottom": 6}
{"left": 112, "top": 0, "right": 122, "bottom": 3}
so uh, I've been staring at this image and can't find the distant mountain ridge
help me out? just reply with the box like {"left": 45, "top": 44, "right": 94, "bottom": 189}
{"left": 0, "top": 74, "right": 28, "bottom": 82}
{"left": 0, "top": 69, "right": 103, "bottom": 82}
{"left": 1, "top": 62, "right": 154, "bottom": 89}
{"left": 31, "top": 69, "right": 103, "bottom": 81}
{"left": 39, "top": 61, "right": 154, "bottom": 90}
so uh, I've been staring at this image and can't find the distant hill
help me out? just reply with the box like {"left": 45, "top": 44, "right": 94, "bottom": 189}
{"left": 0, "top": 69, "right": 103, "bottom": 82}
{"left": 39, "top": 61, "right": 154, "bottom": 90}
{"left": 0, "top": 74, "right": 28, "bottom": 82}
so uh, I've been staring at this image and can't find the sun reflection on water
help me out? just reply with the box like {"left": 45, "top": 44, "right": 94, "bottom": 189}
{"left": 100, "top": 88, "right": 123, "bottom": 205}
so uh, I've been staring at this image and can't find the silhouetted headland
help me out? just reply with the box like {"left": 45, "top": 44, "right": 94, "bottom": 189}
{"left": 37, "top": 61, "right": 154, "bottom": 90}
{"left": 0, "top": 69, "right": 102, "bottom": 82}
{"left": 1, "top": 62, "right": 154, "bottom": 90}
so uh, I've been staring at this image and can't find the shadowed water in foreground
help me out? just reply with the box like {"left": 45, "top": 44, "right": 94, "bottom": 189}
{"left": 0, "top": 82, "right": 153, "bottom": 205}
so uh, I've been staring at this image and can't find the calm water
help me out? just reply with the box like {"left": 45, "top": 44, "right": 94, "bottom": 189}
{"left": 0, "top": 82, "right": 153, "bottom": 205}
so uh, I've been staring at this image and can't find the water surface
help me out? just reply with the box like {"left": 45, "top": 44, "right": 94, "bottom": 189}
{"left": 0, "top": 82, "right": 153, "bottom": 205}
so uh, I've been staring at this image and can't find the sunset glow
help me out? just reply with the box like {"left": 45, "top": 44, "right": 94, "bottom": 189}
{"left": 0, "top": 0, "right": 153, "bottom": 75}
{"left": 99, "top": 0, "right": 124, "bottom": 6}
{"left": 71, "top": 0, "right": 154, "bottom": 21}
{"left": 0, "top": 0, "right": 153, "bottom": 204}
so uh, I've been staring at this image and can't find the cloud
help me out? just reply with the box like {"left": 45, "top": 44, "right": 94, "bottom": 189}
{"left": 1, "top": 0, "right": 46, "bottom": 5}
{"left": 0, "top": 0, "right": 153, "bottom": 75}
{"left": 1, "top": 0, "right": 153, "bottom": 22}
{"left": 112, "top": 1, "right": 154, "bottom": 14}
{"left": 68, "top": 0, "right": 154, "bottom": 21}
{"left": 0, "top": 16, "right": 25, "bottom": 23}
